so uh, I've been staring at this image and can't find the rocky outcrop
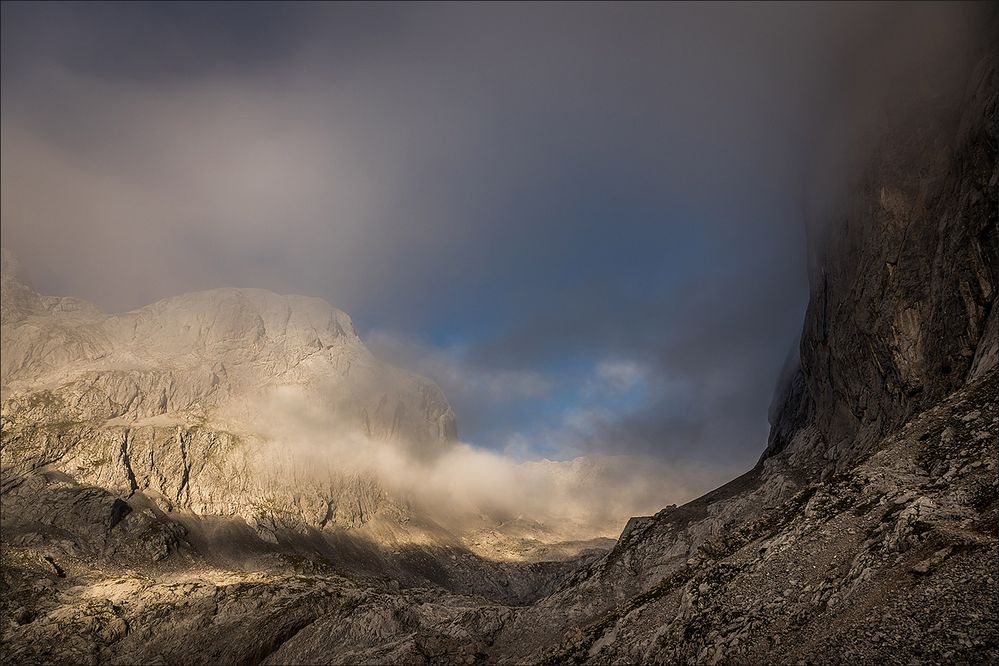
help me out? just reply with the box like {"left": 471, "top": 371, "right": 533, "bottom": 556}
{"left": 485, "top": 30, "right": 999, "bottom": 662}
{"left": 504, "top": 366, "right": 997, "bottom": 665}
{"left": 435, "top": 41, "right": 998, "bottom": 661}
{"left": 1, "top": 251, "right": 619, "bottom": 616}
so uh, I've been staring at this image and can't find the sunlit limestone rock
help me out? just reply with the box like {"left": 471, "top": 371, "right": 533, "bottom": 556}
{"left": 0, "top": 255, "right": 456, "bottom": 538}
{"left": 1, "top": 258, "right": 456, "bottom": 443}
{"left": 2, "top": 258, "right": 667, "bottom": 560}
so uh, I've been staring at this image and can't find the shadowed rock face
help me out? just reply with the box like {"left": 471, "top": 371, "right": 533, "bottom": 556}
{"left": 2, "top": 21, "right": 997, "bottom": 666}
{"left": 765, "top": 46, "right": 998, "bottom": 469}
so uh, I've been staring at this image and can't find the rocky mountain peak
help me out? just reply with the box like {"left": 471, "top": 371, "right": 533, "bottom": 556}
{"left": 1, "top": 251, "right": 455, "bottom": 443}
{"left": 0, "top": 253, "right": 462, "bottom": 553}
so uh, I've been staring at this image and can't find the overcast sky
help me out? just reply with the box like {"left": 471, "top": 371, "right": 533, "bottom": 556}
{"left": 1, "top": 2, "right": 984, "bottom": 474}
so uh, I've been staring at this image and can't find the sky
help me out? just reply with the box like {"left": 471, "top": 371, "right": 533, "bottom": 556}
{"left": 1, "top": 1, "right": 984, "bottom": 477}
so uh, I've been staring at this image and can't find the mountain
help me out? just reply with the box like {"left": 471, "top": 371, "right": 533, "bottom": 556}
{"left": 1, "top": 246, "right": 457, "bottom": 445}
{"left": 2, "top": 248, "right": 457, "bottom": 541}
{"left": 2, "top": 24, "right": 997, "bottom": 666}
{"left": 0, "top": 247, "right": 641, "bottom": 620}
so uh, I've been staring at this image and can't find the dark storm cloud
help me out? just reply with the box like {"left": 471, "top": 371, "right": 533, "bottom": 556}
{"left": 2, "top": 2, "right": 988, "bottom": 469}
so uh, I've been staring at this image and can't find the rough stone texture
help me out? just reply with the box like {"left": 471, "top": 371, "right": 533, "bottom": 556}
{"left": 502, "top": 368, "right": 998, "bottom": 665}
{"left": 766, "top": 46, "right": 998, "bottom": 469}
{"left": 1, "top": 251, "right": 624, "bottom": 623}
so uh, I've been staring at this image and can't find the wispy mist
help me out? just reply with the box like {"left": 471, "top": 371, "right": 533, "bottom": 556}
{"left": 225, "top": 384, "right": 733, "bottom": 539}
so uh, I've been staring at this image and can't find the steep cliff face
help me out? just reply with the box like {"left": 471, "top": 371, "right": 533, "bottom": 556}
{"left": 765, "top": 47, "right": 998, "bottom": 469}
{"left": 550, "top": 30, "right": 997, "bottom": 598}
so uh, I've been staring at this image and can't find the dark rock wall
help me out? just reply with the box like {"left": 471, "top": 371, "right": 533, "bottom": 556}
{"left": 767, "top": 37, "right": 998, "bottom": 468}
